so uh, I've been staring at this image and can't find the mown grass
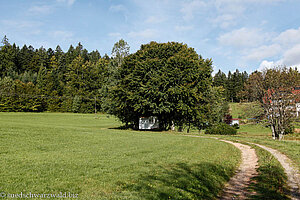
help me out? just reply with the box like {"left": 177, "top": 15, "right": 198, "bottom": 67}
{"left": 229, "top": 102, "right": 248, "bottom": 119}
{"left": 238, "top": 124, "right": 272, "bottom": 137}
{"left": 0, "top": 112, "right": 240, "bottom": 199}
{"left": 229, "top": 102, "right": 262, "bottom": 119}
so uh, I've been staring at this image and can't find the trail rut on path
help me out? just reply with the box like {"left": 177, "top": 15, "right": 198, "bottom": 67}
{"left": 219, "top": 140, "right": 258, "bottom": 200}
{"left": 249, "top": 142, "right": 300, "bottom": 200}
{"left": 184, "top": 136, "right": 259, "bottom": 199}
{"left": 185, "top": 135, "right": 300, "bottom": 199}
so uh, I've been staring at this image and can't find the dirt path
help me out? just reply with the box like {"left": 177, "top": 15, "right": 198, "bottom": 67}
{"left": 185, "top": 135, "right": 300, "bottom": 199}
{"left": 249, "top": 142, "right": 300, "bottom": 200}
{"left": 184, "top": 136, "right": 258, "bottom": 199}
{"left": 218, "top": 140, "right": 258, "bottom": 200}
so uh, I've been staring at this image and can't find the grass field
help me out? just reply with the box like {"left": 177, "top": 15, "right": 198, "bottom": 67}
{"left": 0, "top": 113, "right": 240, "bottom": 200}
{"left": 229, "top": 102, "right": 263, "bottom": 119}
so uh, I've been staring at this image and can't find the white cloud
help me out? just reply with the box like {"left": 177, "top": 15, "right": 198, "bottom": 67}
{"left": 257, "top": 43, "right": 300, "bottom": 71}
{"left": 281, "top": 44, "right": 300, "bottom": 66}
{"left": 180, "top": 0, "right": 206, "bottom": 20}
{"left": 273, "top": 27, "right": 300, "bottom": 47}
{"left": 218, "top": 28, "right": 268, "bottom": 48}
{"left": 253, "top": 26, "right": 300, "bottom": 70}
{"left": 28, "top": 5, "right": 53, "bottom": 15}
{"left": 56, "top": 0, "right": 75, "bottom": 6}
{"left": 258, "top": 60, "right": 280, "bottom": 71}
{"left": 128, "top": 29, "right": 158, "bottom": 39}
{"left": 246, "top": 44, "right": 281, "bottom": 61}
{"left": 217, "top": 24, "right": 300, "bottom": 70}
{"left": 211, "top": 0, "right": 286, "bottom": 28}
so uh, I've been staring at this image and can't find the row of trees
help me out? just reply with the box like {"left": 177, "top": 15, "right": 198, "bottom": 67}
{"left": 0, "top": 36, "right": 120, "bottom": 113}
{"left": 213, "top": 69, "right": 248, "bottom": 102}
{"left": 1, "top": 35, "right": 299, "bottom": 139}
{"left": 1, "top": 37, "right": 228, "bottom": 131}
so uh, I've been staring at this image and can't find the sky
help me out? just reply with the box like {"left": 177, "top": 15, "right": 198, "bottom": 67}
{"left": 1, "top": 0, "right": 300, "bottom": 73}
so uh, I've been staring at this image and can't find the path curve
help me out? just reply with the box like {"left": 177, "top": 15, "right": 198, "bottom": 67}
{"left": 218, "top": 140, "right": 258, "bottom": 200}
{"left": 184, "top": 136, "right": 258, "bottom": 199}
{"left": 248, "top": 142, "right": 300, "bottom": 200}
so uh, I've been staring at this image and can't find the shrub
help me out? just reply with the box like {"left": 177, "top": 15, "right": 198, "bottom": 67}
{"left": 284, "top": 125, "right": 294, "bottom": 135}
{"left": 232, "top": 123, "right": 240, "bottom": 129}
{"left": 205, "top": 123, "right": 237, "bottom": 135}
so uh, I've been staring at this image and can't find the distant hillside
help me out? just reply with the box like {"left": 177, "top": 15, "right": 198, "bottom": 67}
{"left": 229, "top": 102, "right": 264, "bottom": 120}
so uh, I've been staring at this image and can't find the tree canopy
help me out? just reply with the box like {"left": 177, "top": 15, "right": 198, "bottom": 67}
{"left": 0, "top": 36, "right": 107, "bottom": 113}
{"left": 109, "top": 42, "right": 213, "bottom": 131}
{"left": 241, "top": 67, "right": 300, "bottom": 140}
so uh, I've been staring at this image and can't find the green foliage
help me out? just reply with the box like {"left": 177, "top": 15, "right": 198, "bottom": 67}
{"left": 284, "top": 124, "right": 294, "bottom": 135}
{"left": 111, "top": 39, "right": 130, "bottom": 68}
{"left": 241, "top": 67, "right": 300, "bottom": 140}
{"left": 109, "top": 42, "right": 213, "bottom": 130}
{"left": 205, "top": 123, "right": 237, "bottom": 135}
{"left": 1, "top": 35, "right": 10, "bottom": 46}
{"left": 213, "top": 69, "right": 248, "bottom": 102}
{"left": 206, "top": 86, "right": 229, "bottom": 125}
{"left": 0, "top": 36, "right": 112, "bottom": 113}
{"left": 72, "top": 95, "right": 82, "bottom": 113}
{"left": 0, "top": 77, "right": 45, "bottom": 112}
{"left": 230, "top": 102, "right": 264, "bottom": 120}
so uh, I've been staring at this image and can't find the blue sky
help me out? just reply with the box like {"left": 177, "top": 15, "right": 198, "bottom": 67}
{"left": 1, "top": 0, "right": 300, "bottom": 73}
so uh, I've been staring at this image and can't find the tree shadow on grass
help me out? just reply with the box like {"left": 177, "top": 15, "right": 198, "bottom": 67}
{"left": 109, "top": 126, "right": 165, "bottom": 132}
{"left": 120, "top": 162, "right": 234, "bottom": 200}
{"left": 247, "top": 163, "right": 291, "bottom": 200}
{"left": 109, "top": 125, "right": 130, "bottom": 130}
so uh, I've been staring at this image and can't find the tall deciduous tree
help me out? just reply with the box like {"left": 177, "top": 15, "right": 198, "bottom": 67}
{"left": 243, "top": 67, "right": 300, "bottom": 140}
{"left": 109, "top": 42, "right": 212, "bottom": 131}
{"left": 111, "top": 39, "right": 130, "bottom": 68}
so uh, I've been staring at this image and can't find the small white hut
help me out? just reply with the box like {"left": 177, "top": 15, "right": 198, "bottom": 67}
{"left": 230, "top": 118, "right": 240, "bottom": 126}
{"left": 139, "top": 116, "right": 159, "bottom": 130}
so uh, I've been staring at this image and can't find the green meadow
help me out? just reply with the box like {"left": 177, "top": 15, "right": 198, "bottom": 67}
{"left": 0, "top": 113, "right": 240, "bottom": 199}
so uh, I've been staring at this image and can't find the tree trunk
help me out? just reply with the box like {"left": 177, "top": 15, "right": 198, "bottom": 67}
{"left": 178, "top": 125, "right": 183, "bottom": 132}
{"left": 187, "top": 121, "right": 191, "bottom": 133}
{"left": 171, "top": 121, "right": 175, "bottom": 131}
{"left": 279, "top": 131, "right": 284, "bottom": 141}
{"left": 271, "top": 125, "right": 276, "bottom": 140}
